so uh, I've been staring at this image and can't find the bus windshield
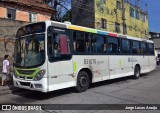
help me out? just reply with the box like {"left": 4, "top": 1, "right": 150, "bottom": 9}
{"left": 14, "top": 34, "right": 45, "bottom": 68}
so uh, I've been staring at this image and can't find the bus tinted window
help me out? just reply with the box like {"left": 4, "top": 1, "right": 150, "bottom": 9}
{"left": 73, "top": 32, "right": 90, "bottom": 53}
{"left": 140, "top": 42, "right": 147, "bottom": 54}
{"left": 121, "top": 39, "right": 131, "bottom": 54}
{"left": 107, "top": 36, "right": 121, "bottom": 54}
{"left": 91, "top": 34, "right": 105, "bottom": 53}
{"left": 132, "top": 41, "right": 140, "bottom": 54}
{"left": 49, "top": 33, "right": 70, "bottom": 54}
{"left": 147, "top": 43, "right": 154, "bottom": 55}
{"left": 48, "top": 27, "right": 71, "bottom": 62}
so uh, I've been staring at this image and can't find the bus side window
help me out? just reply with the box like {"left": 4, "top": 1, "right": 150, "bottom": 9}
{"left": 107, "top": 36, "right": 120, "bottom": 54}
{"left": 132, "top": 41, "right": 140, "bottom": 55}
{"left": 121, "top": 39, "right": 131, "bottom": 54}
{"left": 85, "top": 33, "right": 90, "bottom": 53}
{"left": 48, "top": 35, "right": 53, "bottom": 56}
{"left": 108, "top": 43, "right": 113, "bottom": 53}
{"left": 59, "top": 34, "right": 68, "bottom": 54}
{"left": 147, "top": 43, "right": 154, "bottom": 55}
{"left": 73, "top": 31, "right": 89, "bottom": 53}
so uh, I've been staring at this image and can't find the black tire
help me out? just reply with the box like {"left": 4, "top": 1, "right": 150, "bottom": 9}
{"left": 134, "top": 65, "right": 140, "bottom": 79}
{"left": 76, "top": 71, "right": 89, "bottom": 92}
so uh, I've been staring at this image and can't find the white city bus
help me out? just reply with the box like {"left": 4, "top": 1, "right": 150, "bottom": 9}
{"left": 13, "top": 21, "right": 156, "bottom": 92}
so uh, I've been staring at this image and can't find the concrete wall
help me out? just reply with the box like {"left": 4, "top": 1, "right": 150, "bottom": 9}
{"left": 71, "top": 0, "right": 95, "bottom": 28}
{"left": 0, "top": 18, "right": 27, "bottom": 38}
{"left": 0, "top": 18, "right": 28, "bottom": 59}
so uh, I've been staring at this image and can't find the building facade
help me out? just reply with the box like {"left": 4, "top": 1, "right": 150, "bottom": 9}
{"left": 72, "top": 0, "right": 148, "bottom": 38}
{"left": 0, "top": 0, "right": 54, "bottom": 22}
{"left": 149, "top": 32, "right": 160, "bottom": 57}
{"left": 0, "top": 0, "right": 55, "bottom": 55}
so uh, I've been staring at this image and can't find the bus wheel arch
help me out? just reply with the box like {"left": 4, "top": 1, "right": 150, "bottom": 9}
{"left": 134, "top": 64, "right": 141, "bottom": 79}
{"left": 75, "top": 68, "right": 92, "bottom": 92}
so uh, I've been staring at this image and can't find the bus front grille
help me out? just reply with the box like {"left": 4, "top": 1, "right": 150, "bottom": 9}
{"left": 17, "top": 69, "right": 35, "bottom": 75}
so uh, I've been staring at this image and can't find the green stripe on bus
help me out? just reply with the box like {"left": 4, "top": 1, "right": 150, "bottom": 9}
{"left": 119, "top": 60, "right": 122, "bottom": 67}
{"left": 73, "top": 61, "right": 77, "bottom": 73}
{"left": 84, "top": 28, "right": 97, "bottom": 33}
{"left": 148, "top": 57, "right": 150, "bottom": 65}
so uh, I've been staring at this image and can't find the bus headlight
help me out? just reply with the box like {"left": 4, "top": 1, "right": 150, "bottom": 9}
{"left": 34, "top": 70, "right": 46, "bottom": 81}
{"left": 13, "top": 70, "right": 18, "bottom": 78}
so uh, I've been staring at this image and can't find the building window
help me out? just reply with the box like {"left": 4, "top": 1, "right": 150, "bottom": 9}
{"left": 124, "top": 24, "right": 127, "bottom": 34}
{"left": 29, "top": 13, "right": 37, "bottom": 22}
{"left": 101, "top": 18, "right": 107, "bottom": 29}
{"left": 115, "top": 23, "right": 121, "bottom": 33}
{"left": 43, "top": 0, "right": 50, "bottom": 3}
{"left": 7, "top": 8, "right": 16, "bottom": 20}
{"left": 141, "top": 13, "right": 146, "bottom": 22}
{"left": 145, "top": 30, "right": 147, "bottom": 35}
{"left": 135, "top": 10, "right": 140, "bottom": 20}
{"left": 116, "top": 1, "right": 121, "bottom": 10}
{"left": 130, "top": 7, "right": 135, "bottom": 18}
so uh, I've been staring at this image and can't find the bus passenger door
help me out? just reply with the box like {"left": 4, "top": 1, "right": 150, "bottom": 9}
{"left": 47, "top": 29, "right": 74, "bottom": 91}
{"left": 109, "top": 55, "right": 123, "bottom": 79}
{"left": 108, "top": 37, "right": 123, "bottom": 79}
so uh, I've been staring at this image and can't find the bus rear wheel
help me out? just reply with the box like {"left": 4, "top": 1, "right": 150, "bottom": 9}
{"left": 76, "top": 71, "right": 89, "bottom": 92}
{"left": 134, "top": 65, "right": 140, "bottom": 79}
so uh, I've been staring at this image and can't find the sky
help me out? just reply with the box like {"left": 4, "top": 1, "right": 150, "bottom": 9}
{"left": 143, "top": 0, "right": 160, "bottom": 33}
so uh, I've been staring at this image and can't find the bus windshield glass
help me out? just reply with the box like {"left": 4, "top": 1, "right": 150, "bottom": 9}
{"left": 14, "top": 34, "right": 45, "bottom": 68}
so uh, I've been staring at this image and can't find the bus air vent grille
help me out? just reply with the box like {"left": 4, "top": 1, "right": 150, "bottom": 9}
{"left": 17, "top": 69, "right": 35, "bottom": 75}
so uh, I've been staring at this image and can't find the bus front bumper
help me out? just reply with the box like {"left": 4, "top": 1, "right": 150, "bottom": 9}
{"left": 13, "top": 76, "right": 48, "bottom": 92}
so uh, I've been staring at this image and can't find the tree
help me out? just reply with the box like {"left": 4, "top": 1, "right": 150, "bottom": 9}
{"left": 44, "top": 0, "right": 71, "bottom": 22}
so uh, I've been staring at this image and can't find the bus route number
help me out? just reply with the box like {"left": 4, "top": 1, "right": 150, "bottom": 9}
{"left": 84, "top": 59, "right": 96, "bottom": 65}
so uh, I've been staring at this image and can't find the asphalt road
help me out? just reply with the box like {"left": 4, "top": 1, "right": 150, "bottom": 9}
{"left": 0, "top": 67, "right": 160, "bottom": 113}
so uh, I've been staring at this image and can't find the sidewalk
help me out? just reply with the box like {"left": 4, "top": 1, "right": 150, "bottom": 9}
{"left": 0, "top": 85, "right": 16, "bottom": 95}
{"left": 0, "top": 81, "right": 22, "bottom": 96}
{"left": 0, "top": 74, "right": 21, "bottom": 95}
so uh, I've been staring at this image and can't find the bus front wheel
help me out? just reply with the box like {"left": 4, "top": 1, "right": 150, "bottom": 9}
{"left": 76, "top": 71, "right": 89, "bottom": 92}
{"left": 134, "top": 65, "right": 140, "bottom": 79}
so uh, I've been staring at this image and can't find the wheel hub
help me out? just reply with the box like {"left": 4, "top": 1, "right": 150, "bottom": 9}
{"left": 79, "top": 76, "right": 87, "bottom": 87}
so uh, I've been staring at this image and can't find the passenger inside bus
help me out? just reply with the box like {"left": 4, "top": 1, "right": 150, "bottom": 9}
{"left": 21, "top": 41, "right": 41, "bottom": 66}
{"left": 54, "top": 43, "right": 59, "bottom": 54}
{"left": 103, "top": 43, "right": 107, "bottom": 53}
{"left": 108, "top": 43, "right": 113, "bottom": 53}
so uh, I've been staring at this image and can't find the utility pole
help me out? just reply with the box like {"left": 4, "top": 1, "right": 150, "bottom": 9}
{"left": 121, "top": 0, "right": 126, "bottom": 35}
